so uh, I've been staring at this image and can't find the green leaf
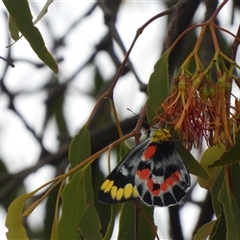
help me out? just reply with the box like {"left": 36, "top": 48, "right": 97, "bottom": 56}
{"left": 46, "top": 184, "right": 61, "bottom": 240}
{"left": 78, "top": 167, "right": 102, "bottom": 239}
{"left": 193, "top": 220, "right": 216, "bottom": 240}
{"left": 58, "top": 125, "right": 91, "bottom": 239}
{"left": 32, "top": 0, "right": 54, "bottom": 25}
{"left": 198, "top": 144, "right": 224, "bottom": 189}
{"left": 102, "top": 206, "right": 116, "bottom": 240}
{"left": 8, "top": 15, "right": 19, "bottom": 40}
{"left": 175, "top": 143, "right": 209, "bottom": 180}
{"left": 209, "top": 168, "right": 224, "bottom": 217}
{"left": 230, "top": 163, "right": 240, "bottom": 209}
{"left": 119, "top": 142, "right": 131, "bottom": 160}
{"left": 146, "top": 50, "right": 170, "bottom": 124}
{"left": 50, "top": 186, "right": 61, "bottom": 240}
{"left": 219, "top": 169, "right": 240, "bottom": 239}
{"left": 69, "top": 125, "right": 90, "bottom": 169}
{"left": 210, "top": 211, "right": 226, "bottom": 240}
{"left": 0, "top": 159, "right": 24, "bottom": 211}
{"left": 93, "top": 67, "right": 105, "bottom": 96}
{"left": 58, "top": 168, "right": 87, "bottom": 240}
{"left": 3, "top": 0, "right": 58, "bottom": 73}
{"left": 92, "top": 160, "right": 112, "bottom": 238}
{"left": 5, "top": 189, "right": 40, "bottom": 240}
{"left": 50, "top": 217, "right": 59, "bottom": 240}
{"left": 118, "top": 203, "right": 135, "bottom": 240}
{"left": 118, "top": 202, "right": 155, "bottom": 240}
{"left": 209, "top": 130, "right": 240, "bottom": 168}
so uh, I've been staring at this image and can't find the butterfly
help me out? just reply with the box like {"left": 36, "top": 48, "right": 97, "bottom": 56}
{"left": 98, "top": 128, "right": 190, "bottom": 207}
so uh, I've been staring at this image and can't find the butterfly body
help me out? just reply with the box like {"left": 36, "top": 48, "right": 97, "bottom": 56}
{"left": 98, "top": 128, "right": 190, "bottom": 207}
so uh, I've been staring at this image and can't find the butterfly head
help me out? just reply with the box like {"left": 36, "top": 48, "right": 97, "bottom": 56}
{"left": 150, "top": 128, "right": 172, "bottom": 143}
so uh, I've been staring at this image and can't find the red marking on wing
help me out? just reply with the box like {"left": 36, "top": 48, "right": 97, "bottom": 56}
{"left": 142, "top": 145, "right": 157, "bottom": 160}
{"left": 153, "top": 171, "right": 182, "bottom": 194}
{"left": 161, "top": 182, "right": 168, "bottom": 192}
{"left": 163, "top": 171, "right": 181, "bottom": 190}
{"left": 147, "top": 178, "right": 161, "bottom": 196}
{"left": 171, "top": 171, "right": 181, "bottom": 181}
{"left": 147, "top": 178, "right": 153, "bottom": 190}
{"left": 136, "top": 168, "right": 151, "bottom": 180}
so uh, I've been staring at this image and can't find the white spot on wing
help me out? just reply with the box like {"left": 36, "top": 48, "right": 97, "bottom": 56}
{"left": 120, "top": 165, "right": 129, "bottom": 176}
{"left": 152, "top": 174, "right": 164, "bottom": 184}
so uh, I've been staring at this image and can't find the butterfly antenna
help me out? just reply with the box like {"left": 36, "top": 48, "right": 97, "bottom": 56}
{"left": 127, "top": 108, "right": 150, "bottom": 126}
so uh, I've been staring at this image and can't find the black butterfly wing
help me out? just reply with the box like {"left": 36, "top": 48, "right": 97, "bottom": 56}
{"left": 98, "top": 140, "right": 149, "bottom": 204}
{"left": 135, "top": 142, "right": 190, "bottom": 207}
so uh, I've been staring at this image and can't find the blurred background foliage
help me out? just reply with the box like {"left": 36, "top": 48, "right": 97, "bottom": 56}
{"left": 1, "top": 0, "right": 240, "bottom": 239}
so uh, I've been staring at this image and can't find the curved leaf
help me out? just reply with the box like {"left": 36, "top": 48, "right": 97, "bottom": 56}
{"left": 146, "top": 50, "right": 170, "bottom": 124}
{"left": 58, "top": 168, "right": 87, "bottom": 240}
{"left": 198, "top": 144, "right": 224, "bottom": 189}
{"left": 58, "top": 125, "right": 91, "bottom": 239}
{"left": 3, "top": 0, "right": 58, "bottom": 73}
{"left": 5, "top": 188, "right": 40, "bottom": 240}
{"left": 209, "top": 168, "right": 224, "bottom": 218}
{"left": 69, "top": 125, "right": 90, "bottom": 169}
{"left": 92, "top": 161, "right": 112, "bottom": 238}
{"left": 175, "top": 143, "right": 209, "bottom": 180}
{"left": 219, "top": 169, "right": 240, "bottom": 239}
{"left": 210, "top": 210, "right": 226, "bottom": 240}
{"left": 78, "top": 167, "right": 102, "bottom": 239}
{"left": 59, "top": 125, "right": 101, "bottom": 239}
{"left": 8, "top": 15, "right": 19, "bottom": 40}
{"left": 102, "top": 206, "right": 116, "bottom": 240}
{"left": 230, "top": 163, "right": 240, "bottom": 209}
{"left": 118, "top": 202, "right": 155, "bottom": 240}
{"left": 209, "top": 130, "right": 240, "bottom": 168}
{"left": 193, "top": 220, "right": 216, "bottom": 240}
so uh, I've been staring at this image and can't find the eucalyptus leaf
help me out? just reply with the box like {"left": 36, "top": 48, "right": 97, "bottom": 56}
{"left": 146, "top": 50, "right": 170, "bottom": 124}
{"left": 3, "top": 0, "right": 58, "bottom": 73}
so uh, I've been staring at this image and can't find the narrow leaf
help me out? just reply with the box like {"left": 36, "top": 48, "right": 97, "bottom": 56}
{"left": 175, "top": 143, "right": 209, "bottom": 180}
{"left": 198, "top": 144, "right": 224, "bottom": 189}
{"left": 209, "top": 130, "right": 240, "bottom": 168}
{"left": 118, "top": 203, "right": 135, "bottom": 240}
{"left": 193, "top": 220, "right": 216, "bottom": 240}
{"left": 102, "top": 206, "right": 116, "bottom": 240}
{"left": 5, "top": 189, "right": 39, "bottom": 239}
{"left": 59, "top": 125, "right": 102, "bottom": 239}
{"left": 50, "top": 182, "right": 63, "bottom": 240}
{"left": 209, "top": 168, "right": 224, "bottom": 218}
{"left": 118, "top": 202, "right": 155, "bottom": 240}
{"left": 78, "top": 167, "right": 102, "bottom": 239}
{"left": 219, "top": 169, "right": 240, "bottom": 239}
{"left": 3, "top": 0, "right": 58, "bottom": 73}
{"left": 8, "top": 15, "right": 19, "bottom": 40}
{"left": 33, "top": 0, "right": 54, "bottom": 25}
{"left": 58, "top": 169, "right": 87, "bottom": 240}
{"left": 146, "top": 50, "right": 170, "bottom": 124}
{"left": 230, "top": 163, "right": 240, "bottom": 209}
{"left": 210, "top": 211, "right": 226, "bottom": 240}
{"left": 69, "top": 125, "right": 90, "bottom": 169}
{"left": 58, "top": 125, "right": 91, "bottom": 239}
{"left": 91, "top": 160, "right": 112, "bottom": 238}
{"left": 50, "top": 216, "right": 59, "bottom": 240}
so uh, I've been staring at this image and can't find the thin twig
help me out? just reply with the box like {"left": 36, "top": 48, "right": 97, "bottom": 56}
{"left": 231, "top": 24, "right": 240, "bottom": 62}
{"left": 163, "top": 0, "right": 190, "bottom": 52}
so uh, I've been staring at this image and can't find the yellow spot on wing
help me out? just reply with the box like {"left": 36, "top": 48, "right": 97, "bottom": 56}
{"left": 116, "top": 188, "right": 124, "bottom": 201}
{"left": 102, "top": 180, "right": 114, "bottom": 193}
{"left": 100, "top": 179, "right": 110, "bottom": 190}
{"left": 110, "top": 186, "right": 117, "bottom": 200}
{"left": 123, "top": 184, "right": 133, "bottom": 199}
